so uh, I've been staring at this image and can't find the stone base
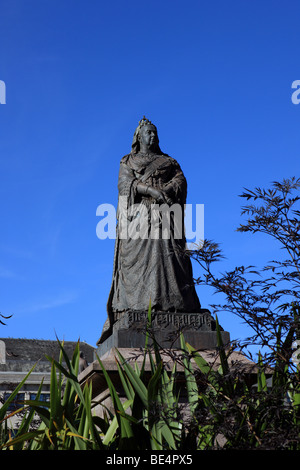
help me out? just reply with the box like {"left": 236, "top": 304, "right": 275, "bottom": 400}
{"left": 78, "top": 347, "right": 260, "bottom": 419}
{"left": 97, "top": 328, "right": 231, "bottom": 356}
{"left": 96, "top": 309, "right": 230, "bottom": 357}
{"left": 82, "top": 310, "right": 237, "bottom": 419}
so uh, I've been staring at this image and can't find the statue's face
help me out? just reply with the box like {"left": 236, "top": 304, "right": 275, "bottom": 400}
{"left": 138, "top": 124, "right": 158, "bottom": 150}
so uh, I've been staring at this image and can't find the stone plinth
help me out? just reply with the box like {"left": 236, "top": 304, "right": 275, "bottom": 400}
{"left": 78, "top": 310, "right": 261, "bottom": 419}
{"left": 78, "top": 347, "right": 259, "bottom": 419}
{"left": 97, "top": 309, "right": 230, "bottom": 356}
{"left": 78, "top": 309, "right": 235, "bottom": 418}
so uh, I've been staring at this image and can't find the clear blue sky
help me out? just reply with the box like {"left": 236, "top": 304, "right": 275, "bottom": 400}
{"left": 0, "top": 0, "right": 299, "bottom": 351}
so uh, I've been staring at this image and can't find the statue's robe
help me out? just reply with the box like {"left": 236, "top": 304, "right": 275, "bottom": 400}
{"left": 99, "top": 152, "right": 200, "bottom": 343}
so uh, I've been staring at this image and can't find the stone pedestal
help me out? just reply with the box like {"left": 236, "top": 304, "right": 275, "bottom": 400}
{"left": 77, "top": 310, "right": 264, "bottom": 421}
{"left": 78, "top": 346, "right": 259, "bottom": 419}
{"left": 96, "top": 309, "right": 230, "bottom": 356}
{"left": 78, "top": 309, "right": 242, "bottom": 418}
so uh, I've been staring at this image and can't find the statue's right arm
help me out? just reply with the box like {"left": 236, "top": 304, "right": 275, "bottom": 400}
{"left": 118, "top": 162, "right": 136, "bottom": 196}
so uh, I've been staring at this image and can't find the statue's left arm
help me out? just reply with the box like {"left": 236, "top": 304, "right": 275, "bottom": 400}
{"left": 163, "top": 159, "right": 187, "bottom": 205}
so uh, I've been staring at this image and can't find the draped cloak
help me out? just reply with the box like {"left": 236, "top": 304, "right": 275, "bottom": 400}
{"left": 98, "top": 152, "right": 201, "bottom": 344}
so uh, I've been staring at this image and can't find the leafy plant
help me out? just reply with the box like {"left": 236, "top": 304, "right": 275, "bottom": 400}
{"left": 0, "top": 322, "right": 299, "bottom": 450}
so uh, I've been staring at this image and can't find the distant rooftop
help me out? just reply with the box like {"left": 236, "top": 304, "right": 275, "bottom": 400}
{"left": 0, "top": 337, "right": 95, "bottom": 364}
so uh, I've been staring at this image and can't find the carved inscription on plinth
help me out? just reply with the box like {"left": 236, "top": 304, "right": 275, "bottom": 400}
{"left": 113, "top": 310, "right": 214, "bottom": 332}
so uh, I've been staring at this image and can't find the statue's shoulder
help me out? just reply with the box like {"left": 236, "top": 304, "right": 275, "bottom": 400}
{"left": 120, "top": 154, "right": 131, "bottom": 164}
{"left": 163, "top": 154, "right": 180, "bottom": 167}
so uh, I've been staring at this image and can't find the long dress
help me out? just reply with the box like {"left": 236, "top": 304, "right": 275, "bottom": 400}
{"left": 98, "top": 151, "right": 201, "bottom": 343}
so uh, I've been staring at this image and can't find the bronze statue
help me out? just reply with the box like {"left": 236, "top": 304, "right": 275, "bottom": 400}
{"left": 99, "top": 117, "right": 201, "bottom": 344}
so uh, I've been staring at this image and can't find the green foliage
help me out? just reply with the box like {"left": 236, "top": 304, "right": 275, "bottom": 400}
{"left": 0, "top": 321, "right": 299, "bottom": 450}
{"left": 187, "top": 177, "right": 300, "bottom": 448}
{"left": 190, "top": 177, "right": 300, "bottom": 361}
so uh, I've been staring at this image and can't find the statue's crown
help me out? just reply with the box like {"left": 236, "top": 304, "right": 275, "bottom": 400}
{"left": 138, "top": 116, "right": 154, "bottom": 127}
